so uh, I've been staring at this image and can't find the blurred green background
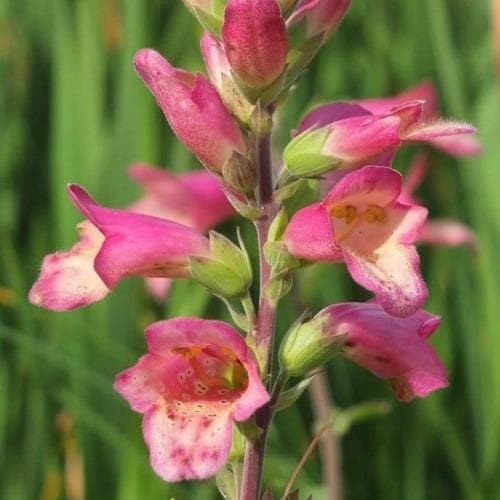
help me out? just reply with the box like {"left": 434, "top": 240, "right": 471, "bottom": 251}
{"left": 1, "top": 0, "right": 499, "bottom": 498}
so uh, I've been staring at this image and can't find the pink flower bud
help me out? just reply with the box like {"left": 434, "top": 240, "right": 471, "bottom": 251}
{"left": 222, "top": 0, "right": 287, "bottom": 89}
{"left": 134, "top": 49, "right": 246, "bottom": 173}
{"left": 114, "top": 317, "right": 270, "bottom": 481}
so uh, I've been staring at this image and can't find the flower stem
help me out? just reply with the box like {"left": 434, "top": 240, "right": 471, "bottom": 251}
{"left": 240, "top": 131, "right": 278, "bottom": 500}
{"left": 309, "top": 372, "right": 343, "bottom": 500}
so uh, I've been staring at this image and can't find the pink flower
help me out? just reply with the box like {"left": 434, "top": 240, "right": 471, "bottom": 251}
{"left": 114, "top": 317, "right": 270, "bottom": 481}
{"left": 286, "top": 101, "right": 477, "bottom": 176}
{"left": 283, "top": 166, "right": 428, "bottom": 317}
{"left": 200, "top": 32, "right": 233, "bottom": 95}
{"left": 222, "top": 0, "right": 287, "bottom": 89}
{"left": 128, "top": 163, "right": 234, "bottom": 232}
{"left": 356, "top": 81, "right": 482, "bottom": 157}
{"left": 134, "top": 49, "right": 246, "bottom": 173}
{"left": 312, "top": 301, "right": 448, "bottom": 401}
{"left": 128, "top": 163, "right": 235, "bottom": 301}
{"left": 29, "top": 185, "right": 209, "bottom": 311}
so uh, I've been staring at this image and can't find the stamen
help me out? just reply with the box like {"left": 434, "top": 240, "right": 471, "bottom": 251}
{"left": 329, "top": 204, "right": 358, "bottom": 223}
{"left": 363, "top": 205, "right": 386, "bottom": 223}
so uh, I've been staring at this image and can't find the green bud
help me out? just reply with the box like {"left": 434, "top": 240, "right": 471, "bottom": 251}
{"left": 280, "top": 315, "right": 344, "bottom": 377}
{"left": 189, "top": 232, "right": 252, "bottom": 298}
{"left": 267, "top": 208, "right": 289, "bottom": 242}
{"left": 263, "top": 270, "right": 293, "bottom": 305}
{"left": 264, "top": 241, "right": 300, "bottom": 273}
{"left": 222, "top": 151, "right": 257, "bottom": 194}
{"left": 284, "top": 128, "right": 340, "bottom": 178}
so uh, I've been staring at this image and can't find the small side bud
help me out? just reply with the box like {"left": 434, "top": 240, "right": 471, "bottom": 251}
{"left": 222, "top": 151, "right": 258, "bottom": 194}
{"left": 263, "top": 270, "right": 293, "bottom": 305}
{"left": 280, "top": 314, "right": 344, "bottom": 377}
{"left": 249, "top": 102, "right": 273, "bottom": 137}
{"left": 189, "top": 231, "right": 252, "bottom": 297}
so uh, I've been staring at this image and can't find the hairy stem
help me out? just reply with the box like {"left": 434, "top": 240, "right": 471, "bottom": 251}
{"left": 240, "top": 131, "right": 279, "bottom": 500}
{"left": 309, "top": 372, "right": 343, "bottom": 500}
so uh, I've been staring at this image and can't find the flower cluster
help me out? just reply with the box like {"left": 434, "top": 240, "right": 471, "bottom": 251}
{"left": 29, "top": 0, "right": 479, "bottom": 493}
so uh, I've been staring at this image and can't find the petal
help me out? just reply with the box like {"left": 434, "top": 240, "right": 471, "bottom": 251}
{"left": 403, "top": 120, "right": 477, "bottom": 142}
{"left": 144, "top": 277, "right": 173, "bottom": 302}
{"left": 143, "top": 403, "right": 233, "bottom": 481}
{"left": 343, "top": 237, "right": 428, "bottom": 318}
{"left": 324, "top": 165, "right": 402, "bottom": 208}
{"left": 427, "top": 134, "right": 482, "bottom": 157}
{"left": 296, "top": 102, "right": 371, "bottom": 135}
{"left": 29, "top": 221, "right": 110, "bottom": 311}
{"left": 418, "top": 219, "right": 477, "bottom": 250}
{"left": 128, "top": 163, "right": 233, "bottom": 231}
{"left": 114, "top": 354, "right": 165, "bottom": 413}
{"left": 283, "top": 203, "right": 342, "bottom": 262}
{"left": 321, "top": 301, "right": 448, "bottom": 400}
{"left": 68, "top": 184, "right": 210, "bottom": 289}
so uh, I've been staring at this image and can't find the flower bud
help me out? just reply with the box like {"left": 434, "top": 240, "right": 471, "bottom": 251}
{"left": 200, "top": 32, "right": 255, "bottom": 124}
{"left": 222, "top": 0, "right": 287, "bottom": 91}
{"left": 189, "top": 231, "right": 252, "bottom": 297}
{"left": 134, "top": 49, "right": 246, "bottom": 174}
{"left": 280, "top": 314, "right": 343, "bottom": 376}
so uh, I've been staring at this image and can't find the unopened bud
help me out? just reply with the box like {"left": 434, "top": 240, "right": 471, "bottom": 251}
{"left": 280, "top": 314, "right": 344, "bottom": 376}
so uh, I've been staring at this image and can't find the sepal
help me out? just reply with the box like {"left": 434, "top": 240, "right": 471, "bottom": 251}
{"left": 280, "top": 315, "right": 344, "bottom": 376}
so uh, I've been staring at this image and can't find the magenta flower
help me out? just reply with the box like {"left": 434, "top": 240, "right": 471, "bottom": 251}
{"left": 114, "top": 317, "right": 270, "bottom": 481}
{"left": 283, "top": 166, "right": 428, "bottom": 317}
{"left": 309, "top": 301, "right": 447, "bottom": 401}
{"left": 128, "top": 163, "right": 235, "bottom": 301}
{"left": 29, "top": 185, "right": 209, "bottom": 311}
{"left": 128, "top": 163, "right": 234, "bottom": 232}
{"left": 222, "top": 0, "right": 287, "bottom": 89}
{"left": 356, "top": 81, "right": 482, "bottom": 157}
{"left": 134, "top": 49, "right": 246, "bottom": 173}
{"left": 286, "top": 100, "right": 477, "bottom": 176}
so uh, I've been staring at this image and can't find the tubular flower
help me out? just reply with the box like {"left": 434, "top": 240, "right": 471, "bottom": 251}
{"left": 355, "top": 80, "right": 482, "bottom": 157}
{"left": 282, "top": 301, "right": 448, "bottom": 402}
{"left": 283, "top": 166, "right": 428, "bottom": 317}
{"left": 29, "top": 185, "right": 209, "bottom": 311}
{"left": 134, "top": 49, "right": 246, "bottom": 173}
{"left": 222, "top": 0, "right": 287, "bottom": 90}
{"left": 285, "top": 100, "right": 478, "bottom": 177}
{"left": 114, "top": 318, "right": 270, "bottom": 482}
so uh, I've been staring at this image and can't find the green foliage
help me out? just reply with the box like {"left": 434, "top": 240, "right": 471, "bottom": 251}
{"left": 0, "top": 0, "right": 498, "bottom": 499}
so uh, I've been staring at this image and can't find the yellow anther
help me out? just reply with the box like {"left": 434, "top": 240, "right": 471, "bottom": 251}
{"left": 171, "top": 346, "right": 203, "bottom": 359}
{"left": 330, "top": 204, "right": 358, "bottom": 223}
{"left": 363, "top": 205, "right": 386, "bottom": 223}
